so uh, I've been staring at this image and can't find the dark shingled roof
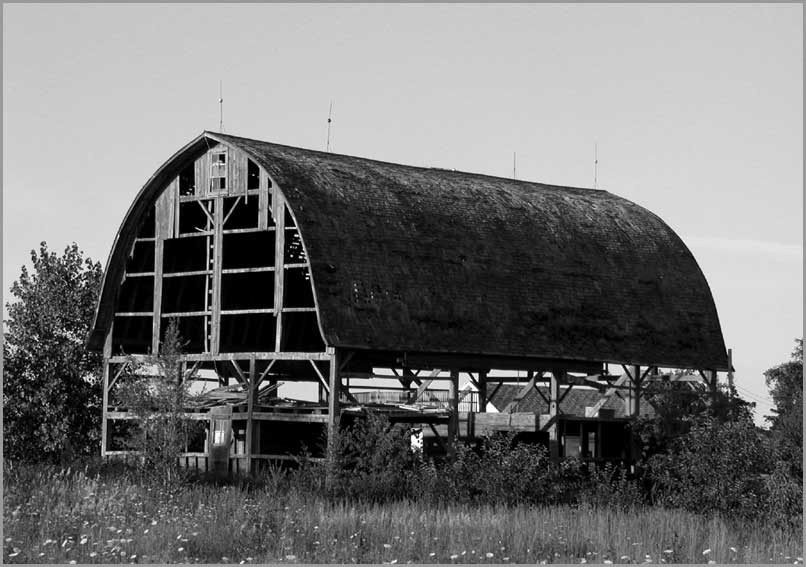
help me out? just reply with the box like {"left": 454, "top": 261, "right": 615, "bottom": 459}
{"left": 91, "top": 132, "right": 729, "bottom": 370}
{"left": 488, "top": 384, "right": 656, "bottom": 418}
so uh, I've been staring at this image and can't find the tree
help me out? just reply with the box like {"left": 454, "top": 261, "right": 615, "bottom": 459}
{"left": 3, "top": 242, "right": 104, "bottom": 462}
{"left": 116, "top": 320, "right": 204, "bottom": 484}
{"left": 764, "top": 338, "right": 803, "bottom": 479}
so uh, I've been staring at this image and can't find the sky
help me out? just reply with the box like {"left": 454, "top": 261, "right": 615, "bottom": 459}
{"left": 3, "top": 4, "right": 802, "bottom": 425}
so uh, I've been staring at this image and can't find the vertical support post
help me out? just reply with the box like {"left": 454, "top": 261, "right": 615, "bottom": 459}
{"left": 477, "top": 370, "right": 488, "bottom": 413}
{"left": 274, "top": 197, "right": 286, "bottom": 351}
{"left": 152, "top": 238, "right": 164, "bottom": 354}
{"left": 211, "top": 196, "right": 224, "bottom": 354}
{"left": 245, "top": 358, "right": 256, "bottom": 475}
{"left": 629, "top": 365, "right": 641, "bottom": 417}
{"left": 100, "top": 327, "right": 112, "bottom": 458}
{"left": 549, "top": 370, "right": 560, "bottom": 461}
{"left": 448, "top": 369, "right": 459, "bottom": 458}
{"left": 727, "top": 348, "right": 734, "bottom": 391}
{"left": 327, "top": 347, "right": 341, "bottom": 444}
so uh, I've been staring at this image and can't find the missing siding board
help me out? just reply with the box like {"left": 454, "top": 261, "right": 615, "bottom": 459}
{"left": 247, "top": 159, "right": 260, "bottom": 190}
{"left": 222, "top": 232, "right": 275, "bottom": 269}
{"left": 223, "top": 196, "right": 259, "bottom": 230}
{"left": 179, "top": 163, "right": 196, "bottom": 196}
{"left": 283, "top": 267, "right": 315, "bottom": 308}
{"left": 179, "top": 200, "right": 213, "bottom": 235}
{"left": 280, "top": 311, "right": 324, "bottom": 351}
{"left": 163, "top": 237, "right": 208, "bottom": 273}
{"left": 221, "top": 272, "right": 274, "bottom": 310}
{"left": 126, "top": 241, "right": 155, "bottom": 274}
{"left": 284, "top": 230, "right": 307, "bottom": 264}
{"left": 219, "top": 313, "right": 276, "bottom": 353}
{"left": 162, "top": 275, "right": 208, "bottom": 313}
{"left": 284, "top": 207, "right": 296, "bottom": 227}
{"left": 112, "top": 315, "right": 152, "bottom": 354}
{"left": 117, "top": 276, "right": 154, "bottom": 312}
{"left": 160, "top": 316, "right": 205, "bottom": 353}
{"left": 258, "top": 421, "right": 325, "bottom": 457}
{"left": 140, "top": 207, "right": 156, "bottom": 238}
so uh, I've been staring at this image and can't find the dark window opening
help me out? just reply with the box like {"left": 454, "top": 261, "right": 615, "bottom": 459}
{"left": 247, "top": 159, "right": 260, "bottom": 190}
{"left": 284, "top": 230, "right": 307, "bottom": 263}
{"left": 283, "top": 268, "right": 315, "bottom": 308}
{"left": 223, "top": 196, "right": 259, "bottom": 230}
{"left": 126, "top": 241, "right": 155, "bottom": 274}
{"left": 163, "top": 237, "right": 209, "bottom": 273}
{"left": 179, "top": 163, "right": 196, "bottom": 196}
{"left": 112, "top": 315, "right": 152, "bottom": 355}
{"left": 179, "top": 200, "right": 213, "bottom": 235}
{"left": 258, "top": 421, "right": 324, "bottom": 457}
{"left": 117, "top": 276, "right": 154, "bottom": 312}
{"left": 160, "top": 316, "right": 205, "bottom": 353}
{"left": 222, "top": 231, "right": 275, "bottom": 270}
{"left": 107, "top": 420, "right": 140, "bottom": 451}
{"left": 280, "top": 311, "right": 324, "bottom": 352}
{"left": 284, "top": 207, "right": 296, "bottom": 227}
{"left": 221, "top": 272, "right": 274, "bottom": 310}
{"left": 220, "top": 314, "right": 276, "bottom": 353}
{"left": 139, "top": 207, "right": 156, "bottom": 238}
{"left": 162, "top": 275, "right": 207, "bottom": 313}
{"left": 212, "top": 177, "right": 226, "bottom": 191}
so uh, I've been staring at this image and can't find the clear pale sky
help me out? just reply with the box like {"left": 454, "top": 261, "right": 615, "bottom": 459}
{"left": 3, "top": 4, "right": 802, "bottom": 424}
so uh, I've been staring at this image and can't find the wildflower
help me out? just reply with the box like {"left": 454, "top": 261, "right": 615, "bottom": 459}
{"left": 285, "top": 555, "right": 296, "bottom": 561}
{"left": 580, "top": 559, "right": 587, "bottom": 564}
{"left": 707, "top": 561, "right": 715, "bottom": 565}
{"left": 703, "top": 549, "right": 711, "bottom": 555}
{"left": 486, "top": 552, "right": 494, "bottom": 558}
{"left": 450, "top": 554, "right": 459, "bottom": 560}
{"left": 603, "top": 561, "right": 613, "bottom": 565}
{"left": 663, "top": 549, "right": 673, "bottom": 554}
{"left": 384, "top": 544, "right": 392, "bottom": 549}
{"left": 89, "top": 552, "right": 98, "bottom": 558}
{"left": 730, "top": 547, "right": 737, "bottom": 553}
{"left": 178, "top": 547, "right": 185, "bottom": 552}
{"left": 621, "top": 556, "right": 630, "bottom": 561}
{"left": 391, "top": 560, "right": 398, "bottom": 564}
{"left": 130, "top": 555, "right": 137, "bottom": 560}
{"left": 69, "top": 561, "right": 77, "bottom": 565}
{"left": 3, "top": 538, "right": 11, "bottom": 543}
{"left": 503, "top": 558, "right": 510, "bottom": 562}
{"left": 143, "top": 529, "right": 149, "bottom": 534}
{"left": 429, "top": 552, "right": 436, "bottom": 557}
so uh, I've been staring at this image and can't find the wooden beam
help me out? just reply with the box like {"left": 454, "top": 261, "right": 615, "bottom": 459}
{"left": 310, "top": 359, "right": 330, "bottom": 394}
{"left": 256, "top": 359, "right": 277, "bottom": 389}
{"left": 273, "top": 196, "right": 286, "bottom": 351}
{"left": 101, "top": 329, "right": 112, "bottom": 458}
{"left": 230, "top": 360, "right": 247, "bottom": 387}
{"left": 589, "top": 373, "right": 630, "bottom": 416}
{"left": 327, "top": 348, "right": 341, "bottom": 443}
{"left": 477, "top": 370, "right": 488, "bottom": 413}
{"left": 448, "top": 369, "right": 459, "bottom": 458}
{"left": 245, "top": 358, "right": 256, "bottom": 475}
{"left": 549, "top": 371, "right": 560, "bottom": 460}
{"left": 152, "top": 228, "right": 164, "bottom": 354}
{"left": 109, "top": 351, "right": 333, "bottom": 363}
{"left": 211, "top": 194, "right": 224, "bottom": 354}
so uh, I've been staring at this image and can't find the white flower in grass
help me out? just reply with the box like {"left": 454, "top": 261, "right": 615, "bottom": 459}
{"left": 450, "top": 554, "right": 459, "bottom": 560}
{"left": 730, "top": 547, "right": 737, "bottom": 553}
{"left": 702, "top": 549, "right": 711, "bottom": 555}
{"left": 486, "top": 552, "right": 494, "bottom": 558}
{"left": 603, "top": 561, "right": 612, "bottom": 565}
{"left": 707, "top": 561, "right": 716, "bottom": 565}
{"left": 384, "top": 544, "right": 392, "bottom": 549}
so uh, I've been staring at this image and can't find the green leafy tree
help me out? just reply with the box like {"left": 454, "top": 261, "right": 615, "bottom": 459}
{"left": 3, "top": 242, "right": 104, "bottom": 462}
{"left": 116, "top": 320, "right": 204, "bottom": 485}
{"left": 764, "top": 338, "right": 803, "bottom": 478}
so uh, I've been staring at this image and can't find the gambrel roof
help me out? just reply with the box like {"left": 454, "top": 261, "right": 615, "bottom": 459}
{"left": 90, "top": 131, "right": 729, "bottom": 370}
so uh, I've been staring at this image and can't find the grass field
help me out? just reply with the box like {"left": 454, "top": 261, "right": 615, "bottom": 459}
{"left": 3, "top": 463, "right": 802, "bottom": 564}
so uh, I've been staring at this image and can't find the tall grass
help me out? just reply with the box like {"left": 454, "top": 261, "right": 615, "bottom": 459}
{"left": 4, "top": 462, "right": 802, "bottom": 564}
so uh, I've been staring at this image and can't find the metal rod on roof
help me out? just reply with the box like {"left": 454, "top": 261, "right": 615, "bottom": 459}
{"left": 326, "top": 100, "right": 334, "bottom": 152}
{"left": 219, "top": 80, "right": 224, "bottom": 132}
{"left": 594, "top": 143, "right": 598, "bottom": 189}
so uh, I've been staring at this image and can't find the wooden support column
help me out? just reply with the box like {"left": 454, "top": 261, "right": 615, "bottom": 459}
{"left": 448, "top": 369, "right": 459, "bottom": 459}
{"left": 211, "top": 196, "right": 224, "bottom": 354}
{"left": 273, "top": 197, "right": 286, "bottom": 351}
{"left": 629, "top": 365, "right": 641, "bottom": 417}
{"left": 727, "top": 348, "right": 734, "bottom": 391}
{"left": 245, "top": 358, "right": 256, "bottom": 475}
{"left": 477, "top": 370, "right": 488, "bottom": 413}
{"left": 549, "top": 371, "right": 560, "bottom": 461}
{"left": 327, "top": 347, "right": 341, "bottom": 444}
{"left": 100, "top": 328, "right": 113, "bottom": 457}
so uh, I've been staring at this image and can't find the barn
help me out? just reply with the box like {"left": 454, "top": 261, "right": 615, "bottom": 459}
{"left": 88, "top": 131, "right": 730, "bottom": 472}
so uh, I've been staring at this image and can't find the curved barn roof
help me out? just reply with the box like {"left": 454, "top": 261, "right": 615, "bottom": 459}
{"left": 91, "top": 131, "right": 729, "bottom": 370}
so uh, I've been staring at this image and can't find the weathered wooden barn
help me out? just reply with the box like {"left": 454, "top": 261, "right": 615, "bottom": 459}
{"left": 89, "top": 131, "right": 731, "bottom": 472}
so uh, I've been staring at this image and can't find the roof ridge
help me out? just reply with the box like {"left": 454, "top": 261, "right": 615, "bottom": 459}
{"left": 207, "top": 130, "right": 604, "bottom": 195}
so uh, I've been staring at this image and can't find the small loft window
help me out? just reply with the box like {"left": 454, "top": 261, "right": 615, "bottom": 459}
{"left": 210, "top": 150, "right": 227, "bottom": 192}
{"left": 179, "top": 164, "right": 196, "bottom": 196}
{"left": 247, "top": 159, "right": 260, "bottom": 190}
